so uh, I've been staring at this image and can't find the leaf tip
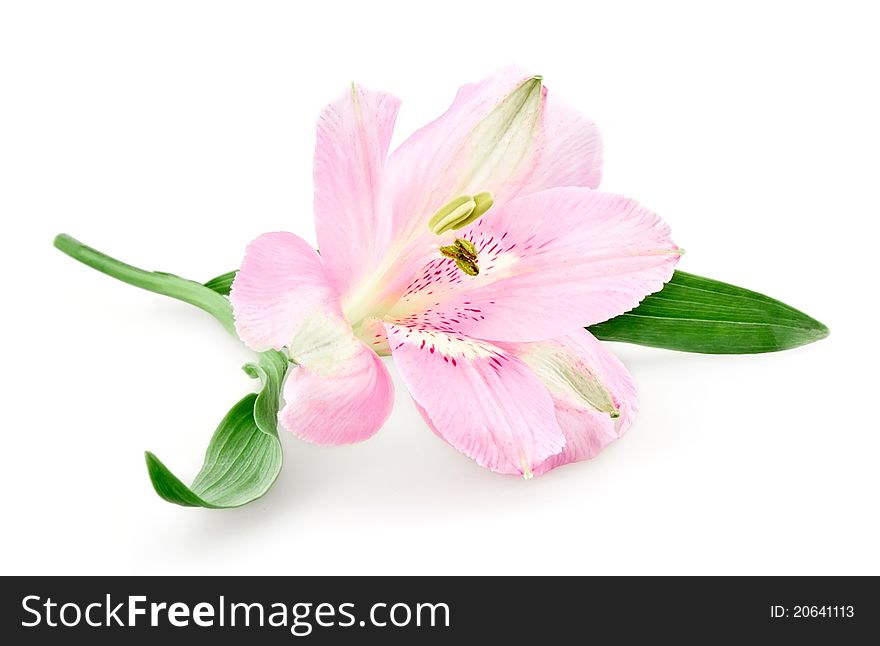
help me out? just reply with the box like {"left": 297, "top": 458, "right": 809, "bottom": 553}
{"left": 799, "top": 311, "right": 829, "bottom": 344}
{"left": 811, "top": 319, "right": 830, "bottom": 341}
{"left": 143, "top": 450, "right": 165, "bottom": 479}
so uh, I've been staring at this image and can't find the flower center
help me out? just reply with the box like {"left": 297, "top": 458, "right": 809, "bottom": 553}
{"left": 342, "top": 191, "right": 495, "bottom": 331}
{"left": 427, "top": 191, "right": 493, "bottom": 276}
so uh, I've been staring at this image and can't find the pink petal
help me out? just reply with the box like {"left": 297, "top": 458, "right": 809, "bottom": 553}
{"left": 280, "top": 310, "right": 394, "bottom": 444}
{"left": 514, "top": 89, "right": 603, "bottom": 196}
{"left": 230, "top": 232, "right": 338, "bottom": 352}
{"left": 500, "top": 330, "right": 638, "bottom": 475}
{"left": 387, "top": 67, "right": 600, "bottom": 243}
{"left": 387, "top": 67, "right": 532, "bottom": 242}
{"left": 388, "top": 187, "right": 680, "bottom": 342}
{"left": 385, "top": 323, "right": 565, "bottom": 476}
{"left": 314, "top": 84, "right": 401, "bottom": 298}
{"left": 231, "top": 231, "right": 394, "bottom": 444}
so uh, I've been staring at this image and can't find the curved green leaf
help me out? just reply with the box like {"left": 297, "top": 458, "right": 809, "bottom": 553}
{"left": 203, "top": 270, "right": 237, "bottom": 296}
{"left": 145, "top": 350, "right": 287, "bottom": 508}
{"left": 588, "top": 271, "right": 829, "bottom": 353}
{"left": 244, "top": 350, "right": 288, "bottom": 436}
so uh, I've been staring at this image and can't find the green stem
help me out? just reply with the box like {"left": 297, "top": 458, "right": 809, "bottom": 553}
{"left": 53, "top": 233, "right": 235, "bottom": 334}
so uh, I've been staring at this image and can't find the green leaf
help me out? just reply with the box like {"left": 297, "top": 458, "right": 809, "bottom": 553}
{"left": 243, "top": 350, "right": 289, "bottom": 436}
{"left": 203, "top": 270, "right": 237, "bottom": 297}
{"left": 588, "top": 270, "right": 829, "bottom": 354}
{"left": 145, "top": 350, "right": 287, "bottom": 508}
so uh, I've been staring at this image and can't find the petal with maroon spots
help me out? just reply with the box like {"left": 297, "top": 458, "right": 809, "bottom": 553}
{"left": 385, "top": 322, "right": 565, "bottom": 476}
{"left": 387, "top": 187, "right": 680, "bottom": 342}
{"left": 370, "top": 70, "right": 604, "bottom": 310}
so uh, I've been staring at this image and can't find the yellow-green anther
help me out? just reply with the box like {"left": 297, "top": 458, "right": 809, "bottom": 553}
{"left": 439, "top": 244, "right": 461, "bottom": 259}
{"left": 428, "top": 195, "right": 476, "bottom": 234}
{"left": 450, "top": 191, "right": 494, "bottom": 230}
{"left": 439, "top": 237, "right": 480, "bottom": 276}
{"left": 428, "top": 191, "right": 496, "bottom": 235}
{"left": 435, "top": 199, "right": 476, "bottom": 233}
{"left": 454, "top": 237, "right": 478, "bottom": 259}
{"left": 455, "top": 257, "right": 480, "bottom": 276}
{"left": 472, "top": 191, "right": 495, "bottom": 219}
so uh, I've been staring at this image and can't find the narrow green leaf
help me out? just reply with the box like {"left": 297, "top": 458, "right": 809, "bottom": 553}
{"left": 588, "top": 271, "right": 829, "bottom": 354}
{"left": 203, "top": 270, "right": 237, "bottom": 296}
{"left": 145, "top": 351, "right": 287, "bottom": 509}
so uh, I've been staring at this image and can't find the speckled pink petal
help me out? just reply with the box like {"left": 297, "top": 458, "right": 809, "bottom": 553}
{"left": 388, "top": 186, "right": 680, "bottom": 343}
{"left": 230, "top": 232, "right": 338, "bottom": 352}
{"left": 314, "top": 84, "right": 400, "bottom": 299}
{"left": 500, "top": 330, "right": 638, "bottom": 475}
{"left": 385, "top": 322, "right": 565, "bottom": 476}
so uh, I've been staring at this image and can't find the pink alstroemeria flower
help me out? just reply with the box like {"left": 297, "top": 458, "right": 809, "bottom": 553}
{"left": 231, "top": 68, "right": 680, "bottom": 477}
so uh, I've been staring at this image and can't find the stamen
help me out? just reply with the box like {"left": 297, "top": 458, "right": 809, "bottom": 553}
{"left": 455, "top": 257, "right": 479, "bottom": 276}
{"left": 454, "top": 237, "right": 478, "bottom": 258}
{"left": 428, "top": 196, "right": 476, "bottom": 235}
{"left": 449, "top": 192, "right": 495, "bottom": 230}
{"left": 439, "top": 244, "right": 462, "bottom": 259}
{"left": 439, "top": 237, "right": 480, "bottom": 276}
{"left": 427, "top": 192, "right": 495, "bottom": 234}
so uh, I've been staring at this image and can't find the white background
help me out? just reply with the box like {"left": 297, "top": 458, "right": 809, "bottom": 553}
{"left": 2, "top": 0, "right": 878, "bottom": 575}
